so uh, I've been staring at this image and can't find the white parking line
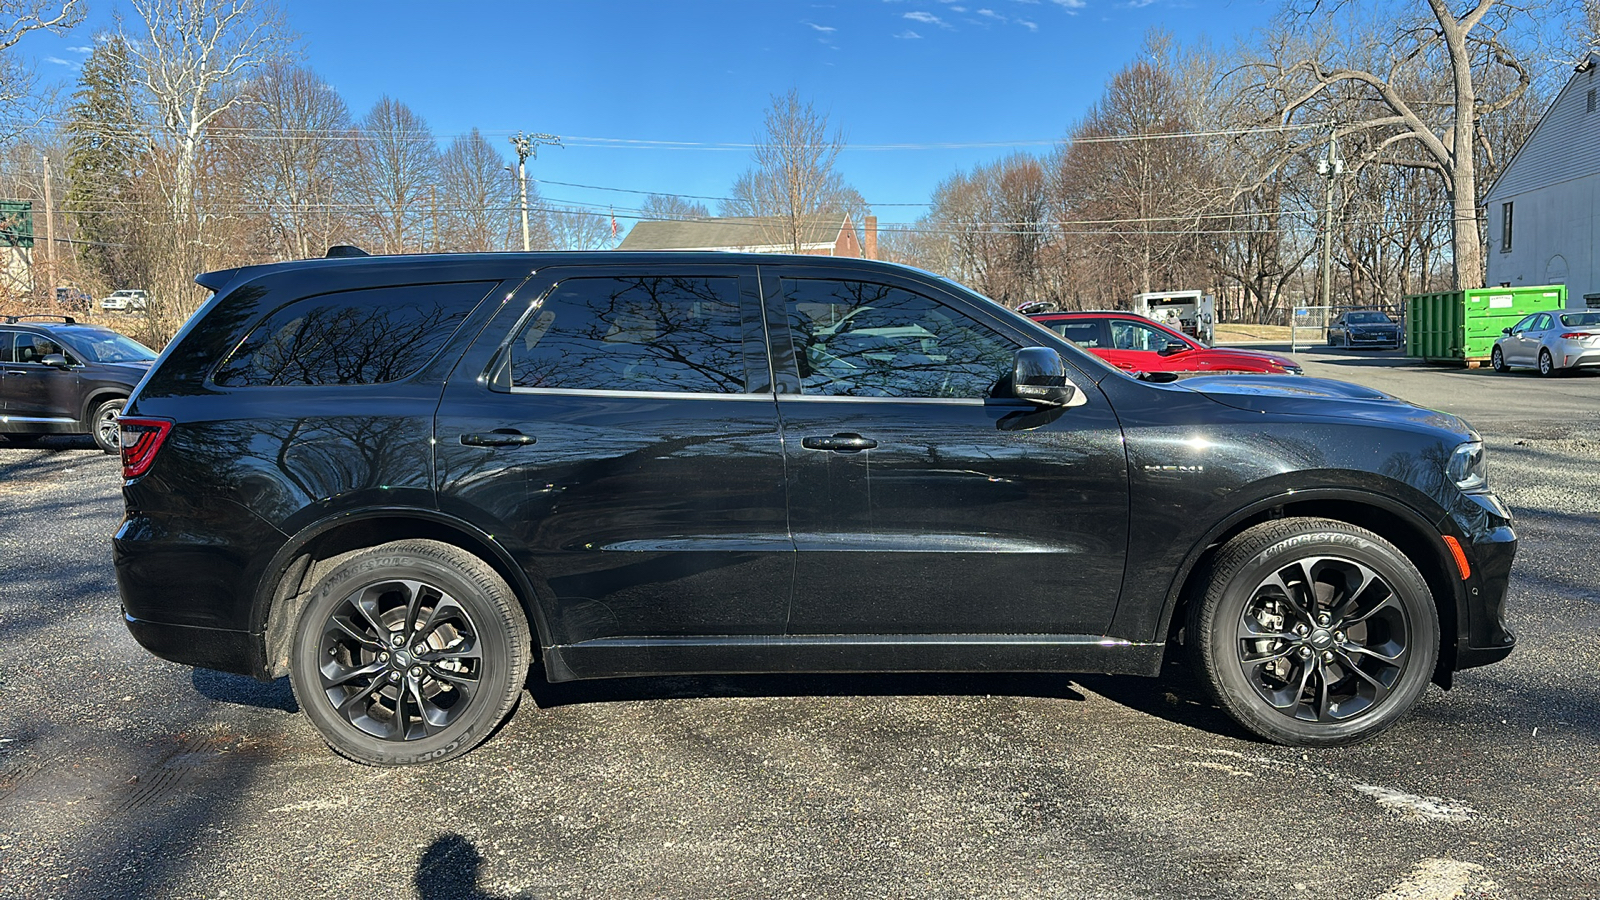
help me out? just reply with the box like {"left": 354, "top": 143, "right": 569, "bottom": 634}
{"left": 1373, "top": 858, "right": 1496, "bottom": 900}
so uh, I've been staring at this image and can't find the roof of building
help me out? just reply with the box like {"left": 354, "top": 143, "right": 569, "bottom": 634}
{"left": 617, "top": 213, "right": 853, "bottom": 251}
{"left": 1484, "top": 52, "right": 1600, "bottom": 203}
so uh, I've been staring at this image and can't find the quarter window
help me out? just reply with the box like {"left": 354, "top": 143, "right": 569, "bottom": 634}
{"left": 507, "top": 276, "right": 748, "bottom": 394}
{"left": 213, "top": 282, "right": 495, "bottom": 387}
{"left": 782, "top": 278, "right": 1017, "bottom": 398}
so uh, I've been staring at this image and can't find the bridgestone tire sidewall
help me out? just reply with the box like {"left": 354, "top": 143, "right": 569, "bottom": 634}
{"left": 1196, "top": 523, "right": 1440, "bottom": 747}
{"left": 288, "top": 543, "right": 528, "bottom": 766}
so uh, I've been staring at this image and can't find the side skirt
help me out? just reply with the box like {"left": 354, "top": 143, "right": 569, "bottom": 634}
{"left": 543, "top": 633, "right": 1166, "bottom": 683}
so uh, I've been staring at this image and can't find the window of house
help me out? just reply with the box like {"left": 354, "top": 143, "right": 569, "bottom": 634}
{"left": 781, "top": 278, "right": 1017, "bottom": 399}
{"left": 1501, "top": 202, "right": 1513, "bottom": 253}
{"left": 507, "top": 276, "right": 748, "bottom": 394}
{"left": 213, "top": 281, "right": 496, "bottom": 387}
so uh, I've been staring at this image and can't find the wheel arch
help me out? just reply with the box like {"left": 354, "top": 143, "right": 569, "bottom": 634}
{"left": 1156, "top": 488, "right": 1463, "bottom": 687}
{"left": 253, "top": 509, "right": 551, "bottom": 680}
{"left": 79, "top": 387, "right": 127, "bottom": 426}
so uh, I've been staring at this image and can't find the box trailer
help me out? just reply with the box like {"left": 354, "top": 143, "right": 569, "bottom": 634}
{"left": 1133, "top": 291, "right": 1215, "bottom": 346}
{"left": 1405, "top": 285, "right": 1568, "bottom": 367}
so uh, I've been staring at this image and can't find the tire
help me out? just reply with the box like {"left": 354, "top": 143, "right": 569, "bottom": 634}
{"left": 1538, "top": 349, "right": 1558, "bottom": 377}
{"left": 1490, "top": 346, "right": 1508, "bottom": 373}
{"left": 1187, "top": 518, "right": 1439, "bottom": 747}
{"left": 288, "top": 539, "right": 532, "bottom": 765}
{"left": 90, "top": 398, "right": 125, "bottom": 454}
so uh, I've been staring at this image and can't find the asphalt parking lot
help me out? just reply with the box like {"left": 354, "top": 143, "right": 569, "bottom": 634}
{"left": 2, "top": 347, "right": 1597, "bottom": 899}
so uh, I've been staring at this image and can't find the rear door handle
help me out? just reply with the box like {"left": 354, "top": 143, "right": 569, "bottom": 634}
{"left": 802, "top": 434, "right": 877, "bottom": 453}
{"left": 460, "top": 430, "right": 537, "bottom": 447}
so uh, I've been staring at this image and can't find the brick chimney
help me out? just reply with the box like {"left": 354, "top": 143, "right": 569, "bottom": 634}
{"left": 864, "top": 215, "right": 878, "bottom": 260}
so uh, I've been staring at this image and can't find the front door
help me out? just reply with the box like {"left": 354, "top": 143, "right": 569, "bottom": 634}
{"left": 3, "top": 331, "right": 80, "bottom": 425}
{"left": 764, "top": 267, "right": 1129, "bottom": 637}
{"left": 434, "top": 266, "right": 793, "bottom": 650}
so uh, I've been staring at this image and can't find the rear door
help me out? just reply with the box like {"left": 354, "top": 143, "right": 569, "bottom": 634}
{"left": 765, "top": 265, "right": 1129, "bottom": 637}
{"left": 434, "top": 264, "right": 793, "bottom": 648}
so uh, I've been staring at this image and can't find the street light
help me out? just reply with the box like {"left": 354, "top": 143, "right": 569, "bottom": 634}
{"left": 508, "top": 131, "right": 561, "bottom": 251}
{"left": 1317, "top": 126, "right": 1345, "bottom": 311}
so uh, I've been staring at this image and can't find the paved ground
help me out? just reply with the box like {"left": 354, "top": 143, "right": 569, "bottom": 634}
{"left": 1, "top": 347, "right": 1597, "bottom": 899}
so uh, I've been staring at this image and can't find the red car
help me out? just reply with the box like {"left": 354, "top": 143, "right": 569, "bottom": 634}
{"left": 1028, "top": 311, "right": 1302, "bottom": 375}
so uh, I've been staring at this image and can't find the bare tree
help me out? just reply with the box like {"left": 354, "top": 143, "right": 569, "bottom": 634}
{"left": 925, "top": 154, "right": 1054, "bottom": 307}
{"left": 1257, "top": 0, "right": 1541, "bottom": 290}
{"left": 0, "top": 1, "right": 84, "bottom": 140}
{"left": 351, "top": 97, "right": 439, "bottom": 254}
{"left": 639, "top": 192, "right": 709, "bottom": 220}
{"left": 724, "top": 89, "right": 861, "bottom": 250}
{"left": 545, "top": 205, "right": 612, "bottom": 250}
{"left": 439, "top": 128, "right": 516, "bottom": 252}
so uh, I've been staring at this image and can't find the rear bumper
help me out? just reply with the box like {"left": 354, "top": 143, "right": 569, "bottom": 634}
{"left": 1556, "top": 345, "right": 1600, "bottom": 369}
{"left": 121, "top": 610, "right": 262, "bottom": 677}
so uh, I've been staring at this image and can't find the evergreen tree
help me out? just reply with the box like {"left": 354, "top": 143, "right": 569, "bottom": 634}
{"left": 65, "top": 35, "right": 142, "bottom": 289}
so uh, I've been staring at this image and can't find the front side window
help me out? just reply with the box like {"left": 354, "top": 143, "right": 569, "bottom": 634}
{"left": 15, "top": 333, "right": 69, "bottom": 364}
{"left": 214, "top": 281, "right": 495, "bottom": 387}
{"left": 783, "top": 278, "right": 1017, "bottom": 398}
{"left": 1109, "top": 319, "right": 1176, "bottom": 352}
{"left": 508, "top": 276, "right": 747, "bottom": 394}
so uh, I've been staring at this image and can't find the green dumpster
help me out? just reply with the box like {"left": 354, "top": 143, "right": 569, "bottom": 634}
{"left": 1405, "top": 285, "right": 1568, "bottom": 367}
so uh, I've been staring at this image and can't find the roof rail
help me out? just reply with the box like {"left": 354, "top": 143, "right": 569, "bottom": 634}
{"left": 325, "top": 244, "right": 370, "bottom": 258}
{"left": 4, "top": 314, "right": 76, "bottom": 324}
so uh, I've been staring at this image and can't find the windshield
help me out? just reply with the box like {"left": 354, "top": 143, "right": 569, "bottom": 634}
{"left": 66, "top": 330, "right": 157, "bottom": 363}
{"left": 1559, "top": 312, "right": 1600, "bottom": 328}
{"left": 1345, "top": 312, "right": 1393, "bottom": 324}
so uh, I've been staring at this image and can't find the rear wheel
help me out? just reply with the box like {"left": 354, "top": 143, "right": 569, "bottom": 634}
{"left": 288, "top": 540, "right": 531, "bottom": 765}
{"left": 1188, "top": 518, "right": 1438, "bottom": 747}
{"left": 1491, "top": 346, "right": 1508, "bottom": 373}
{"left": 90, "top": 398, "right": 125, "bottom": 454}
{"left": 1538, "top": 349, "right": 1558, "bottom": 377}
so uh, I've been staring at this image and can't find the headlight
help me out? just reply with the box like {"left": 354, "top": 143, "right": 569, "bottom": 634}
{"left": 1447, "top": 440, "right": 1487, "bottom": 492}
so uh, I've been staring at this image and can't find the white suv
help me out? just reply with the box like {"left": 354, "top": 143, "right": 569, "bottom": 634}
{"left": 101, "top": 289, "right": 149, "bottom": 312}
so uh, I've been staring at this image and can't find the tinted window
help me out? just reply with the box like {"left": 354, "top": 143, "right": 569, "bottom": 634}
{"left": 1048, "top": 320, "right": 1103, "bottom": 348}
{"left": 783, "top": 278, "right": 1017, "bottom": 398}
{"left": 1533, "top": 314, "right": 1554, "bottom": 332}
{"left": 0, "top": 330, "right": 12, "bottom": 363}
{"left": 1560, "top": 312, "right": 1600, "bottom": 327}
{"left": 15, "top": 333, "right": 68, "bottom": 364}
{"left": 214, "top": 282, "right": 494, "bottom": 387}
{"left": 508, "top": 276, "right": 747, "bottom": 394}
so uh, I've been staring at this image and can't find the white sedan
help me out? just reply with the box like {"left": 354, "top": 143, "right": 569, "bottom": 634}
{"left": 1492, "top": 309, "right": 1600, "bottom": 376}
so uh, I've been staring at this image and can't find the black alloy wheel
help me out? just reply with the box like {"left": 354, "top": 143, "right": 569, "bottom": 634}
{"left": 1538, "top": 349, "right": 1558, "bottom": 377}
{"left": 91, "top": 398, "right": 124, "bottom": 454}
{"left": 1491, "top": 346, "right": 1508, "bottom": 373}
{"left": 1189, "top": 518, "right": 1438, "bottom": 746}
{"left": 289, "top": 540, "right": 531, "bottom": 765}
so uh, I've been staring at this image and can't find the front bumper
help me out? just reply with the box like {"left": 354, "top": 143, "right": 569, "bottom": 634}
{"left": 1454, "top": 520, "right": 1517, "bottom": 670}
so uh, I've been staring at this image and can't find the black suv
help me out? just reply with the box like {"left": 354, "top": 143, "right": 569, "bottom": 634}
{"left": 1, "top": 315, "right": 156, "bottom": 453}
{"left": 115, "top": 252, "right": 1516, "bottom": 765}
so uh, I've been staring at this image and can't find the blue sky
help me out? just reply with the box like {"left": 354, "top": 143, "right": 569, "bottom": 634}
{"left": 29, "top": 0, "right": 1280, "bottom": 227}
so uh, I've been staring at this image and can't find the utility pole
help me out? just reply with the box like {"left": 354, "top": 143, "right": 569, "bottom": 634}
{"left": 41, "top": 156, "right": 55, "bottom": 299}
{"left": 1316, "top": 125, "right": 1344, "bottom": 311}
{"left": 508, "top": 131, "right": 561, "bottom": 251}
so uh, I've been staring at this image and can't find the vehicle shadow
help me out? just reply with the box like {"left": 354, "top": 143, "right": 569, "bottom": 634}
{"left": 522, "top": 664, "right": 1256, "bottom": 741}
{"left": 190, "top": 670, "right": 299, "bottom": 714}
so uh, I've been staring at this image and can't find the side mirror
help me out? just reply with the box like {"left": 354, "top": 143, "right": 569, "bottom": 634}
{"left": 1013, "top": 347, "right": 1077, "bottom": 407}
{"left": 40, "top": 353, "right": 71, "bottom": 369}
{"left": 1501, "top": 327, "right": 1512, "bottom": 335}
{"left": 1158, "top": 341, "right": 1187, "bottom": 357}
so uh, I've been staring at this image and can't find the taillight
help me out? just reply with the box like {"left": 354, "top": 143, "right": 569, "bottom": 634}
{"left": 120, "top": 417, "right": 173, "bottom": 479}
{"left": 1560, "top": 332, "right": 1596, "bottom": 339}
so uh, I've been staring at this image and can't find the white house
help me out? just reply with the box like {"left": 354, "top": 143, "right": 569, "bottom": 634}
{"left": 1483, "top": 53, "right": 1600, "bottom": 307}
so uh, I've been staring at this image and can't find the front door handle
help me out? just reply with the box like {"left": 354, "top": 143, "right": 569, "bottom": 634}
{"left": 460, "top": 430, "right": 537, "bottom": 447}
{"left": 802, "top": 433, "right": 877, "bottom": 453}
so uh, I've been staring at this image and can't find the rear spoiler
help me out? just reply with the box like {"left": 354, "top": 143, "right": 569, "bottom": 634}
{"left": 195, "top": 268, "right": 240, "bottom": 293}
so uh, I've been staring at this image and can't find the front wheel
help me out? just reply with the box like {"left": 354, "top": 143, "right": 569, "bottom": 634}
{"left": 1491, "top": 346, "right": 1508, "bottom": 373}
{"left": 289, "top": 540, "right": 532, "bottom": 765}
{"left": 1538, "top": 349, "right": 1558, "bottom": 377}
{"left": 1188, "top": 518, "right": 1439, "bottom": 747}
{"left": 90, "top": 398, "right": 125, "bottom": 454}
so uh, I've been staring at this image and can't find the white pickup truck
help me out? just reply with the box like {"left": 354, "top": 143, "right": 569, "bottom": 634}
{"left": 101, "top": 289, "right": 149, "bottom": 311}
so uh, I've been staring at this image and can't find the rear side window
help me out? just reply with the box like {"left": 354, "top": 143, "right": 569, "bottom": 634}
{"left": 1049, "top": 321, "right": 1103, "bottom": 348}
{"left": 213, "top": 282, "right": 495, "bottom": 387}
{"left": 507, "top": 276, "right": 748, "bottom": 394}
{"left": 0, "top": 330, "right": 13, "bottom": 363}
